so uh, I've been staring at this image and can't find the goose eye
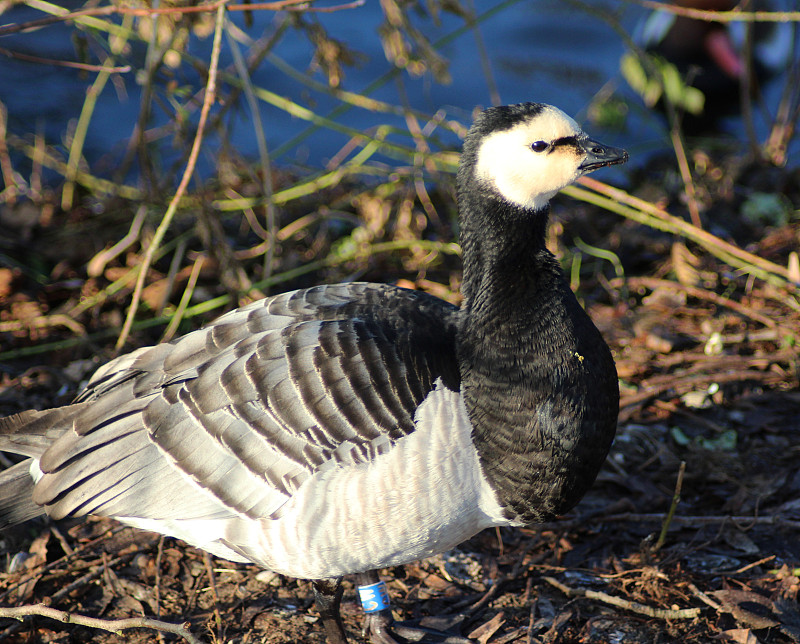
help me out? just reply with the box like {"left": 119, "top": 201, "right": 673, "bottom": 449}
{"left": 530, "top": 141, "right": 548, "bottom": 153}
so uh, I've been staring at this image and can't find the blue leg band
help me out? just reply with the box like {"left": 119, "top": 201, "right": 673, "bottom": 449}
{"left": 357, "top": 580, "right": 390, "bottom": 613}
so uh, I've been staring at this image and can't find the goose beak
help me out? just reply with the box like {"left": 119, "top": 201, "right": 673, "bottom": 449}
{"left": 578, "top": 138, "right": 628, "bottom": 172}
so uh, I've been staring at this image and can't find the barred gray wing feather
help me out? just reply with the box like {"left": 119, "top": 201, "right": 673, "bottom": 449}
{"left": 3, "top": 283, "right": 460, "bottom": 531}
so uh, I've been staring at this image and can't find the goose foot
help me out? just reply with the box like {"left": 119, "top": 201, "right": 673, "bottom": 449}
{"left": 312, "top": 574, "right": 473, "bottom": 644}
{"left": 357, "top": 571, "right": 471, "bottom": 644}
{"left": 363, "top": 609, "right": 472, "bottom": 644}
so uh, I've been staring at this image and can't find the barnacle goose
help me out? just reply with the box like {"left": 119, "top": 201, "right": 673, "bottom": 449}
{"left": 0, "top": 103, "right": 627, "bottom": 643}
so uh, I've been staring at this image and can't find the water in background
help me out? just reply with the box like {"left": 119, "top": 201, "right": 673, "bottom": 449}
{"left": 0, "top": 0, "right": 794, "bottom": 185}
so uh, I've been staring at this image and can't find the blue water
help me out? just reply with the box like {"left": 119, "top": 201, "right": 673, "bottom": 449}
{"left": 0, "top": 0, "right": 794, "bottom": 185}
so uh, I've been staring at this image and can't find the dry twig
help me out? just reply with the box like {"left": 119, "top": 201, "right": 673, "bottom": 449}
{"left": 543, "top": 576, "right": 701, "bottom": 620}
{"left": 617, "top": 277, "right": 797, "bottom": 338}
{"left": 688, "top": 583, "right": 723, "bottom": 611}
{"left": 537, "top": 513, "right": 800, "bottom": 533}
{"left": 0, "top": 603, "right": 202, "bottom": 644}
{"left": 630, "top": 0, "right": 800, "bottom": 22}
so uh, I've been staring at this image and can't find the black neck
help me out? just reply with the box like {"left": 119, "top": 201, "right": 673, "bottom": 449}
{"left": 458, "top": 190, "right": 564, "bottom": 346}
{"left": 458, "top": 191, "right": 551, "bottom": 314}
{"left": 456, "top": 191, "right": 619, "bottom": 525}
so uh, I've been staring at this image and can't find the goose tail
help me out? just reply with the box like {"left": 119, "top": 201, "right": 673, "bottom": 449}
{"left": 0, "top": 460, "right": 43, "bottom": 529}
{"left": 0, "top": 406, "right": 82, "bottom": 529}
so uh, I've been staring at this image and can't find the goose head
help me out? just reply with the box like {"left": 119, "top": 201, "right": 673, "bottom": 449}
{"left": 461, "top": 103, "right": 628, "bottom": 212}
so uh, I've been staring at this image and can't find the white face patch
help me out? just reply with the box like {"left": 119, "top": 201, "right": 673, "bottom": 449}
{"left": 474, "top": 105, "right": 587, "bottom": 210}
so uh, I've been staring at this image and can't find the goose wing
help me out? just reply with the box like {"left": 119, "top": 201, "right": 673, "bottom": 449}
{"left": 6, "top": 283, "right": 461, "bottom": 528}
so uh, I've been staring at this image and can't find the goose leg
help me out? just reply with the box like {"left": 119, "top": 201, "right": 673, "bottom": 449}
{"left": 314, "top": 578, "right": 348, "bottom": 644}
{"left": 357, "top": 571, "right": 472, "bottom": 644}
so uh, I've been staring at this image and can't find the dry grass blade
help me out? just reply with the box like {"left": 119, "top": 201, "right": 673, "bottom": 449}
{"left": 0, "top": 47, "right": 130, "bottom": 73}
{"left": 61, "top": 19, "right": 132, "bottom": 210}
{"left": 160, "top": 254, "right": 206, "bottom": 343}
{"left": 655, "top": 460, "right": 685, "bottom": 551}
{"left": 8, "top": 138, "right": 142, "bottom": 201}
{"left": 226, "top": 24, "right": 276, "bottom": 282}
{"left": 567, "top": 177, "right": 798, "bottom": 288}
{"left": 0, "top": 101, "right": 17, "bottom": 204}
{"left": 669, "top": 127, "right": 702, "bottom": 228}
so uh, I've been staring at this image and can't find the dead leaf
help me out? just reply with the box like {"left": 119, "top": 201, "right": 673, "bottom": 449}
{"left": 116, "top": 577, "right": 159, "bottom": 614}
{"left": 788, "top": 252, "right": 799, "bottom": 283}
{"left": 14, "top": 530, "right": 51, "bottom": 602}
{"left": 531, "top": 596, "right": 556, "bottom": 634}
{"left": 467, "top": 611, "right": 505, "bottom": 644}
{"left": 718, "top": 628, "right": 759, "bottom": 644}
{"left": 773, "top": 599, "right": 800, "bottom": 642}
{"left": 712, "top": 589, "right": 780, "bottom": 630}
{"left": 104, "top": 266, "right": 137, "bottom": 286}
{"left": 0, "top": 268, "right": 14, "bottom": 298}
{"left": 543, "top": 608, "right": 574, "bottom": 643}
{"left": 672, "top": 242, "right": 700, "bottom": 287}
{"left": 421, "top": 572, "right": 451, "bottom": 591}
{"left": 721, "top": 526, "right": 760, "bottom": 554}
{"left": 10, "top": 300, "right": 44, "bottom": 325}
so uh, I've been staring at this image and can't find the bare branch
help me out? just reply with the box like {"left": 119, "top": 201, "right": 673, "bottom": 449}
{"left": 0, "top": 604, "right": 203, "bottom": 644}
{"left": 626, "top": 0, "right": 800, "bottom": 23}
{"left": 543, "top": 576, "right": 702, "bottom": 620}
